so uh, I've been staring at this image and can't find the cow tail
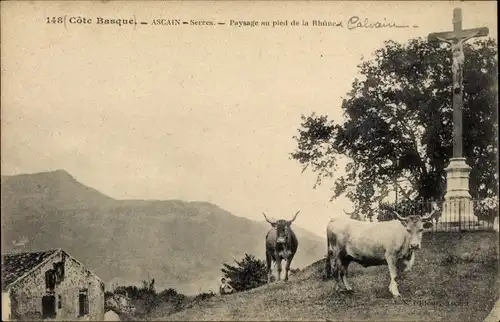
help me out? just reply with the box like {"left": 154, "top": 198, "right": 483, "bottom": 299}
{"left": 325, "top": 231, "right": 332, "bottom": 279}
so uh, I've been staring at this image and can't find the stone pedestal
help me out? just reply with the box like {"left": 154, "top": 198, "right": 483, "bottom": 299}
{"left": 444, "top": 158, "right": 472, "bottom": 200}
{"left": 440, "top": 158, "right": 476, "bottom": 228}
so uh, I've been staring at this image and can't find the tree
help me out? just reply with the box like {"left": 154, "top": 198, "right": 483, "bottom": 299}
{"left": 376, "top": 200, "right": 439, "bottom": 226}
{"left": 291, "top": 38, "right": 498, "bottom": 217}
{"left": 221, "top": 253, "right": 268, "bottom": 292}
{"left": 474, "top": 197, "right": 499, "bottom": 226}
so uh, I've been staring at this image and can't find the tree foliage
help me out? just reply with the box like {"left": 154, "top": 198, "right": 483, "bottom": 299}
{"left": 474, "top": 197, "right": 499, "bottom": 223}
{"left": 221, "top": 253, "right": 268, "bottom": 292}
{"left": 291, "top": 38, "right": 498, "bottom": 218}
{"left": 376, "top": 200, "right": 440, "bottom": 224}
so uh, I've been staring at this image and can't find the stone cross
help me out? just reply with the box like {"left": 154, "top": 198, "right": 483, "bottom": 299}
{"left": 428, "top": 8, "right": 489, "bottom": 157}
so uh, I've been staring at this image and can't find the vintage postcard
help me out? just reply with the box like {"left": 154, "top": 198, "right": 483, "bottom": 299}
{"left": 1, "top": 1, "right": 498, "bottom": 321}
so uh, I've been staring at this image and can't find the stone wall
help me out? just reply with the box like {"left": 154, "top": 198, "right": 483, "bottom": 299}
{"left": 9, "top": 250, "right": 104, "bottom": 321}
{"left": 2, "top": 291, "right": 11, "bottom": 321}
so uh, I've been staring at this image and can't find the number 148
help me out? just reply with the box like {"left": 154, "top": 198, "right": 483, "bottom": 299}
{"left": 46, "top": 17, "right": 63, "bottom": 24}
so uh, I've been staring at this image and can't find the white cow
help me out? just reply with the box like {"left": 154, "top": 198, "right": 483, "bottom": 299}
{"left": 326, "top": 203, "right": 438, "bottom": 298}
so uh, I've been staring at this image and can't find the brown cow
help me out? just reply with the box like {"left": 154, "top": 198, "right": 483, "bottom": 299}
{"left": 264, "top": 211, "right": 299, "bottom": 283}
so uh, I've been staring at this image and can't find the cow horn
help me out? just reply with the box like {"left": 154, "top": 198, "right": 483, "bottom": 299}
{"left": 421, "top": 203, "right": 439, "bottom": 221}
{"left": 343, "top": 209, "right": 355, "bottom": 215}
{"left": 393, "top": 211, "right": 408, "bottom": 222}
{"left": 289, "top": 211, "right": 300, "bottom": 223}
{"left": 262, "top": 212, "right": 275, "bottom": 225}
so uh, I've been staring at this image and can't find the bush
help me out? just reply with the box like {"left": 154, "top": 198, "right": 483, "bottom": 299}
{"left": 194, "top": 290, "right": 216, "bottom": 301}
{"left": 104, "top": 291, "right": 114, "bottom": 299}
{"left": 108, "top": 278, "right": 156, "bottom": 317}
{"left": 158, "top": 288, "right": 178, "bottom": 298}
{"left": 108, "top": 282, "right": 216, "bottom": 318}
{"left": 474, "top": 198, "right": 499, "bottom": 223}
{"left": 221, "top": 253, "right": 268, "bottom": 292}
{"left": 152, "top": 288, "right": 187, "bottom": 314}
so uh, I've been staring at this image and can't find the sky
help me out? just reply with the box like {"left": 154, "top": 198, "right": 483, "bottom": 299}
{"left": 1, "top": 1, "right": 497, "bottom": 237}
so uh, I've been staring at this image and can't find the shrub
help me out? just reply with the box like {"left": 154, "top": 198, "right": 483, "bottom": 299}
{"left": 109, "top": 280, "right": 218, "bottom": 318}
{"left": 194, "top": 290, "right": 216, "bottom": 301}
{"left": 152, "top": 288, "right": 187, "bottom": 315}
{"left": 109, "top": 278, "right": 156, "bottom": 317}
{"left": 474, "top": 198, "right": 499, "bottom": 224}
{"left": 158, "top": 288, "right": 178, "bottom": 298}
{"left": 221, "top": 253, "right": 268, "bottom": 292}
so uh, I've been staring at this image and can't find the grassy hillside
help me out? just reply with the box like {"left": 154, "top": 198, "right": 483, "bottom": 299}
{"left": 154, "top": 231, "right": 499, "bottom": 321}
{"left": 1, "top": 170, "right": 325, "bottom": 294}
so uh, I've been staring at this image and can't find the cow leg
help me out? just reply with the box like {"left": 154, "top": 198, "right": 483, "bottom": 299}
{"left": 404, "top": 252, "right": 416, "bottom": 272}
{"left": 327, "top": 232, "right": 347, "bottom": 291}
{"left": 284, "top": 254, "right": 295, "bottom": 281}
{"left": 385, "top": 253, "right": 401, "bottom": 298}
{"left": 328, "top": 250, "right": 337, "bottom": 280}
{"left": 335, "top": 257, "right": 348, "bottom": 292}
{"left": 329, "top": 250, "right": 347, "bottom": 292}
{"left": 325, "top": 250, "right": 332, "bottom": 279}
{"left": 276, "top": 257, "right": 282, "bottom": 282}
{"left": 341, "top": 260, "right": 353, "bottom": 292}
{"left": 266, "top": 251, "right": 273, "bottom": 283}
{"left": 336, "top": 251, "right": 351, "bottom": 293}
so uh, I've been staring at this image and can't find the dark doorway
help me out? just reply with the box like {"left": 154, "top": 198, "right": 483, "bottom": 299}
{"left": 78, "top": 289, "right": 89, "bottom": 317}
{"left": 42, "top": 295, "right": 56, "bottom": 319}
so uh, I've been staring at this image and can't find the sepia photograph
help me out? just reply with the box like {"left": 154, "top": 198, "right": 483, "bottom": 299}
{"left": 1, "top": 1, "right": 498, "bottom": 321}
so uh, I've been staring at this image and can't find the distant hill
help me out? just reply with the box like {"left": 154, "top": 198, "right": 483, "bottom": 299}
{"left": 1, "top": 170, "right": 325, "bottom": 294}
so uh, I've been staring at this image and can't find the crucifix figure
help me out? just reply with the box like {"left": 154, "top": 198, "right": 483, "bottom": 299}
{"left": 428, "top": 8, "right": 489, "bottom": 157}
{"left": 447, "top": 38, "right": 466, "bottom": 91}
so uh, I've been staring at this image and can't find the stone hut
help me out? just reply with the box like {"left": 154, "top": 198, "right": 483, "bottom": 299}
{"left": 1, "top": 248, "right": 104, "bottom": 321}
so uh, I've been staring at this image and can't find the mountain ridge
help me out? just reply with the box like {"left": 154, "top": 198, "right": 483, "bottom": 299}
{"left": 1, "top": 169, "right": 325, "bottom": 295}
